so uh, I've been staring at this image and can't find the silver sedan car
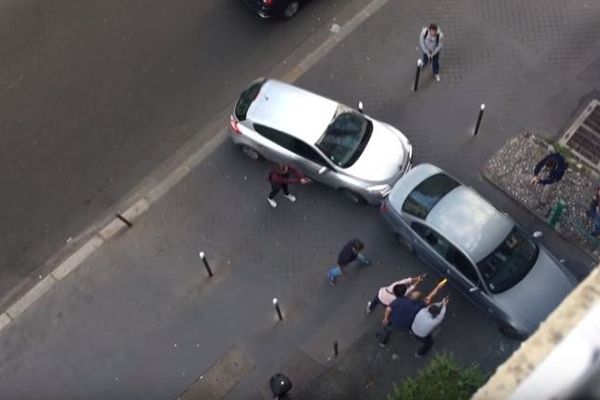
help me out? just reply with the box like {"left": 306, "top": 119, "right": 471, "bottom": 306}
{"left": 229, "top": 78, "right": 412, "bottom": 204}
{"left": 380, "top": 163, "right": 577, "bottom": 338}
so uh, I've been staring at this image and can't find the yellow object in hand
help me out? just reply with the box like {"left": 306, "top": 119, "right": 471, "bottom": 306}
{"left": 439, "top": 278, "right": 448, "bottom": 287}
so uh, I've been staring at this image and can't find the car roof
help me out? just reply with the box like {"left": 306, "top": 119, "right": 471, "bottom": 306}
{"left": 389, "top": 164, "right": 515, "bottom": 263}
{"left": 427, "top": 186, "right": 515, "bottom": 262}
{"left": 247, "top": 79, "right": 339, "bottom": 144}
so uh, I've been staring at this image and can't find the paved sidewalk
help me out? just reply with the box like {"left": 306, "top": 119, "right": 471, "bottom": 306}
{"left": 295, "top": 0, "right": 599, "bottom": 278}
{"left": 0, "top": 0, "right": 599, "bottom": 399}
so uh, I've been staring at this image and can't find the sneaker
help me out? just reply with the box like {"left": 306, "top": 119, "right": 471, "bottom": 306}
{"left": 267, "top": 197, "right": 277, "bottom": 208}
{"left": 284, "top": 194, "right": 296, "bottom": 202}
{"left": 366, "top": 302, "right": 372, "bottom": 315}
{"left": 434, "top": 74, "right": 441, "bottom": 82}
{"left": 328, "top": 277, "right": 336, "bottom": 286}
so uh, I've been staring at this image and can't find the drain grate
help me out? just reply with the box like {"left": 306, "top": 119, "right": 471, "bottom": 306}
{"left": 560, "top": 99, "right": 600, "bottom": 171}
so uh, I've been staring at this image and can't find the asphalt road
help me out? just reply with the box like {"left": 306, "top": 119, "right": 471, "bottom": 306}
{"left": 0, "top": 0, "right": 349, "bottom": 303}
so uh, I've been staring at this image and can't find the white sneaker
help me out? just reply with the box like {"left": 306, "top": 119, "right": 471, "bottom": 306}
{"left": 267, "top": 197, "right": 277, "bottom": 208}
{"left": 366, "top": 302, "right": 372, "bottom": 315}
{"left": 434, "top": 74, "right": 441, "bottom": 82}
{"left": 284, "top": 194, "right": 296, "bottom": 202}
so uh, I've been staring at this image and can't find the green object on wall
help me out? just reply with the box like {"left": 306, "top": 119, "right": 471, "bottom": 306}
{"left": 548, "top": 200, "right": 566, "bottom": 228}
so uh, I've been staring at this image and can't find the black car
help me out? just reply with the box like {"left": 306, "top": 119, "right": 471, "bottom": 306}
{"left": 241, "top": 0, "right": 304, "bottom": 19}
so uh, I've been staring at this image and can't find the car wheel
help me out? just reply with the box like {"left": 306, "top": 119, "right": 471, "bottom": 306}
{"left": 499, "top": 325, "right": 527, "bottom": 341}
{"left": 282, "top": 1, "right": 300, "bottom": 19}
{"left": 341, "top": 189, "right": 366, "bottom": 205}
{"left": 395, "top": 233, "right": 414, "bottom": 254}
{"left": 240, "top": 145, "right": 263, "bottom": 161}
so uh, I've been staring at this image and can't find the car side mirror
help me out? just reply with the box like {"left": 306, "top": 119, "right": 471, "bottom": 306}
{"left": 532, "top": 231, "right": 543, "bottom": 239}
{"left": 318, "top": 166, "right": 328, "bottom": 175}
{"left": 469, "top": 286, "right": 479, "bottom": 293}
{"left": 358, "top": 101, "right": 364, "bottom": 113}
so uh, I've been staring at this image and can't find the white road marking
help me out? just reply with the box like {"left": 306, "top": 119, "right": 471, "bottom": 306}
{"left": 6, "top": 275, "right": 56, "bottom": 319}
{"left": 51, "top": 236, "right": 104, "bottom": 281}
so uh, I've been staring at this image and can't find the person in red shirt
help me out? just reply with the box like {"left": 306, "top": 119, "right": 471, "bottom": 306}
{"left": 267, "top": 163, "right": 309, "bottom": 208}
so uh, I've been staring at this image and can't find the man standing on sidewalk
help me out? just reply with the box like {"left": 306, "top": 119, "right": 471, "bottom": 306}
{"left": 327, "top": 239, "right": 371, "bottom": 286}
{"left": 529, "top": 152, "right": 566, "bottom": 206}
{"left": 411, "top": 296, "right": 450, "bottom": 357}
{"left": 376, "top": 279, "right": 446, "bottom": 346}
{"left": 267, "top": 163, "right": 309, "bottom": 208}
{"left": 366, "top": 274, "right": 426, "bottom": 314}
{"left": 419, "top": 23, "right": 444, "bottom": 82}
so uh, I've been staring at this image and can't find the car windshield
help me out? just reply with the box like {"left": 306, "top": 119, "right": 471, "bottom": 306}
{"left": 234, "top": 78, "right": 264, "bottom": 121}
{"left": 316, "top": 107, "right": 372, "bottom": 168}
{"left": 401, "top": 173, "right": 460, "bottom": 218}
{"left": 476, "top": 226, "right": 539, "bottom": 293}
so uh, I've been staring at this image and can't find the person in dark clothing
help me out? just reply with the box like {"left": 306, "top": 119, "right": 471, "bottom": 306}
{"left": 376, "top": 279, "right": 446, "bottom": 346}
{"left": 267, "top": 163, "right": 309, "bottom": 208}
{"left": 530, "top": 152, "right": 566, "bottom": 205}
{"left": 585, "top": 186, "right": 600, "bottom": 236}
{"left": 327, "top": 239, "right": 371, "bottom": 286}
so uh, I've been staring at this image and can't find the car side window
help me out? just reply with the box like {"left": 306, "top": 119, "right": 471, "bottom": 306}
{"left": 293, "top": 140, "right": 327, "bottom": 166}
{"left": 411, "top": 223, "right": 451, "bottom": 257}
{"left": 412, "top": 222, "right": 480, "bottom": 285}
{"left": 253, "top": 124, "right": 296, "bottom": 153}
{"left": 445, "top": 247, "right": 479, "bottom": 284}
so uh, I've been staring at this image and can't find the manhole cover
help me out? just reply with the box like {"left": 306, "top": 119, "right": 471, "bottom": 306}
{"left": 560, "top": 99, "right": 600, "bottom": 171}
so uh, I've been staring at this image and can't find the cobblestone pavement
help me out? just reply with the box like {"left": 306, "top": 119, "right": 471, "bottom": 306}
{"left": 483, "top": 132, "right": 600, "bottom": 260}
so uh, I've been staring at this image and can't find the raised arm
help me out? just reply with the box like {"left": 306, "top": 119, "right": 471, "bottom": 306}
{"left": 424, "top": 279, "right": 446, "bottom": 305}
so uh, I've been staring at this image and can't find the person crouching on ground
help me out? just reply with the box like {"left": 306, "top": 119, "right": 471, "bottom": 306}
{"left": 327, "top": 239, "right": 371, "bottom": 286}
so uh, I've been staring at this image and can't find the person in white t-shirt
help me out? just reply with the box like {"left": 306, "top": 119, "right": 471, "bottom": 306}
{"left": 410, "top": 296, "right": 450, "bottom": 357}
{"left": 366, "top": 274, "right": 426, "bottom": 315}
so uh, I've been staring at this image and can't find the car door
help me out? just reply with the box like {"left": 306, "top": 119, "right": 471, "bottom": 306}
{"left": 290, "top": 139, "right": 339, "bottom": 187}
{"left": 410, "top": 222, "right": 450, "bottom": 277}
{"left": 410, "top": 222, "right": 497, "bottom": 316}
{"left": 444, "top": 246, "right": 497, "bottom": 317}
{"left": 252, "top": 124, "right": 295, "bottom": 163}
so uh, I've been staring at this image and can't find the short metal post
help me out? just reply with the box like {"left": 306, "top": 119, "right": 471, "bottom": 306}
{"left": 413, "top": 59, "right": 423, "bottom": 92}
{"left": 115, "top": 213, "right": 132, "bottom": 228}
{"left": 473, "top": 103, "right": 486, "bottom": 136}
{"left": 333, "top": 341, "right": 339, "bottom": 357}
{"left": 199, "top": 251, "right": 213, "bottom": 277}
{"left": 273, "top": 298, "right": 283, "bottom": 321}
